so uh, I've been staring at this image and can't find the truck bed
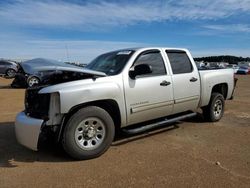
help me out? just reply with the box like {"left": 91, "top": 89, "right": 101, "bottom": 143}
{"left": 198, "top": 68, "right": 234, "bottom": 107}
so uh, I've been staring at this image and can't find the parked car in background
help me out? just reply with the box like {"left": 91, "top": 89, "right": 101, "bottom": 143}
{"left": 238, "top": 62, "right": 250, "bottom": 67}
{"left": 0, "top": 59, "right": 19, "bottom": 78}
{"left": 11, "top": 58, "right": 92, "bottom": 88}
{"left": 236, "top": 66, "right": 249, "bottom": 75}
{"left": 227, "top": 64, "right": 239, "bottom": 73}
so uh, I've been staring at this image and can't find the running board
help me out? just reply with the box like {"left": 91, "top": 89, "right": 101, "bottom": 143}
{"left": 122, "top": 112, "right": 197, "bottom": 135}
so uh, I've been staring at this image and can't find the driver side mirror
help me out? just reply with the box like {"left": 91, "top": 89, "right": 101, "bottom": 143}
{"left": 129, "top": 64, "right": 152, "bottom": 79}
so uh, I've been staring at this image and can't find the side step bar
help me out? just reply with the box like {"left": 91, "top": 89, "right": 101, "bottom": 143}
{"left": 122, "top": 112, "right": 197, "bottom": 135}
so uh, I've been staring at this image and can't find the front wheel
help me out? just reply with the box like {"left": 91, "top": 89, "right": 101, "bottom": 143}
{"left": 5, "top": 69, "right": 16, "bottom": 78}
{"left": 203, "top": 92, "right": 225, "bottom": 122}
{"left": 27, "top": 76, "right": 40, "bottom": 87}
{"left": 62, "top": 106, "right": 115, "bottom": 160}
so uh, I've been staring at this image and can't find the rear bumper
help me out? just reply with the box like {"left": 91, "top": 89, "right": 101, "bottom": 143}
{"left": 15, "top": 112, "right": 44, "bottom": 151}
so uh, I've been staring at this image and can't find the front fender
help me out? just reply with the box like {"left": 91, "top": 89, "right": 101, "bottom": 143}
{"left": 39, "top": 79, "right": 126, "bottom": 125}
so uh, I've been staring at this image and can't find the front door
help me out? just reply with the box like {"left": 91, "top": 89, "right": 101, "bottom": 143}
{"left": 124, "top": 50, "right": 174, "bottom": 125}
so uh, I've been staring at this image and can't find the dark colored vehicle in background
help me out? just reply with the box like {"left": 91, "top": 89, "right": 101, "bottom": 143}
{"left": 236, "top": 66, "right": 250, "bottom": 75}
{"left": 11, "top": 58, "right": 103, "bottom": 88}
{"left": 0, "top": 59, "right": 19, "bottom": 78}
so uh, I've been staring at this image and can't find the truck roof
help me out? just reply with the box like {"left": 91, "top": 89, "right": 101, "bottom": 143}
{"left": 114, "top": 47, "right": 189, "bottom": 52}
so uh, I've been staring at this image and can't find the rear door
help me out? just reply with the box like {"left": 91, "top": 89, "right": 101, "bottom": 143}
{"left": 124, "top": 49, "right": 174, "bottom": 125}
{"left": 165, "top": 50, "right": 200, "bottom": 113}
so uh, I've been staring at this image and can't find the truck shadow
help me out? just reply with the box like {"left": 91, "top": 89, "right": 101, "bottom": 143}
{"left": 0, "top": 115, "right": 203, "bottom": 167}
{"left": 0, "top": 122, "right": 71, "bottom": 168}
{"left": 113, "top": 124, "right": 179, "bottom": 146}
{"left": 0, "top": 85, "right": 23, "bottom": 89}
{"left": 0, "top": 85, "right": 12, "bottom": 89}
{"left": 113, "top": 113, "right": 206, "bottom": 146}
{"left": 183, "top": 113, "right": 206, "bottom": 123}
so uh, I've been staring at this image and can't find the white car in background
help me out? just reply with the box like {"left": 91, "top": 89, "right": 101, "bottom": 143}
{"left": 227, "top": 64, "right": 239, "bottom": 73}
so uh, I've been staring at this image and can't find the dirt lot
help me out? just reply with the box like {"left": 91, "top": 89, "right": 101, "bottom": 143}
{"left": 0, "top": 76, "right": 250, "bottom": 188}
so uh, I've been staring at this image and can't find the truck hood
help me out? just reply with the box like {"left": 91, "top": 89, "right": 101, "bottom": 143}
{"left": 19, "top": 58, "right": 106, "bottom": 87}
{"left": 20, "top": 58, "right": 106, "bottom": 77}
{"left": 38, "top": 75, "right": 119, "bottom": 94}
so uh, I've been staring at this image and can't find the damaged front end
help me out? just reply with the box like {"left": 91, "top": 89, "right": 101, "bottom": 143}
{"left": 12, "top": 59, "right": 107, "bottom": 88}
{"left": 15, "top": 86, "right": 63, "bottom": 150}
{"left": 15, "top": 67, "right": 106, "bottom": 150}
{"left": 12, "top": 70, "right": 98, "bottom": 88}
{"left": 25, "top": 86, "right": 51, "bottom": 119}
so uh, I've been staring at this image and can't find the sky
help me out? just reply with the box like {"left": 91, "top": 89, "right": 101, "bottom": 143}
{"left": 0, "top": 0, "right": 250, "bottom": 63}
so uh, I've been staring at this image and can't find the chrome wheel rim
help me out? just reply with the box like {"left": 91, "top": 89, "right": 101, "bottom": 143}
{"left": 74, "top": 117, "right": 106, "bottom": 150}
{"left": 213, "top": 99, "right": 222, "bottom": 118}
{"left": 28, "top": 77, "right": 39, "bottom": 87}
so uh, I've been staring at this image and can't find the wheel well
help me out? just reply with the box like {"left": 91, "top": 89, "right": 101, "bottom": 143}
{"left": 211, "top": 83, "right": 228, "bottom": 99}
{"left": 60, "top": 100, "right": 121, "bottom": 139}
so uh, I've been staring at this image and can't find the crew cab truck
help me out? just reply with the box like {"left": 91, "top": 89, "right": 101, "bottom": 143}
{"left": 15, "top": 47, "right": 235, "bottom": 160}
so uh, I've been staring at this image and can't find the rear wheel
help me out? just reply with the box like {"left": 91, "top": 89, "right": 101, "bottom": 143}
{"left": 62, "top": 106, "right": 115, "bottom": 160}
{"left": 203, "top": 92, "right": 225, "bottom": 122}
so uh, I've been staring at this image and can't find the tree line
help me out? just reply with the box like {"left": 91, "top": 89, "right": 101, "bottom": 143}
{"left": 194, "top": 56, "right": 250, "bottom": 64}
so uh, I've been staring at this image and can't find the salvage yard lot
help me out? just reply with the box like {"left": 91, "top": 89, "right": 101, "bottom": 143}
{"left": 0, "top": 76, "right": 250, "bottom": 188}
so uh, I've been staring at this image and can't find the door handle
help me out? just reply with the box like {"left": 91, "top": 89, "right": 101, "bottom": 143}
{"left": 190, "top": 77, "right": 198, "bottom": 82}
{"left": 160, "top": 80, "right": 171, "bottom": 86}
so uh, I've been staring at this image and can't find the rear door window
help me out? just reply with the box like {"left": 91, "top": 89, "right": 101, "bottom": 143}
{"left": 166, "top": 51, "right": 193, "bottom": 74}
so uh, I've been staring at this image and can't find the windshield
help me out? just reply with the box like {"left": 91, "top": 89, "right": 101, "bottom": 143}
{"left": 85, "top": 50, "right": 134, "bottom": 75}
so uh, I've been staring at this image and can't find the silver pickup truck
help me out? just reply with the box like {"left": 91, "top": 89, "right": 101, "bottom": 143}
{"left": 15, "top": 47, "right": 236, "bottom": 159}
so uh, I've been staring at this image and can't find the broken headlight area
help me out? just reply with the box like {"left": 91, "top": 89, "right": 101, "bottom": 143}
{"left": 25, "top": 86, "right": 50, "bottom": 120}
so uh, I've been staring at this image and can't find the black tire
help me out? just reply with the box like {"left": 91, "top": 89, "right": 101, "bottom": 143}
{"left": 203, "top": 92, "right": 225, "bottom": 122}
{"left": 5, "top": 68, "right": 16, "bottom": 78}
{"left": 62, "top": 106, "right": 115, "bottom": 160}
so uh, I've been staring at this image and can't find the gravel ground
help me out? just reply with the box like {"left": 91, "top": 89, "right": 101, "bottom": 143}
{"left": 0, "top": 75, "right": 250, "bottom": 188}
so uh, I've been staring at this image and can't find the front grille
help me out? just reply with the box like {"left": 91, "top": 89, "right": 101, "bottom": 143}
{"left": 25, "top": 86, "right": 50, "bottom": 119}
